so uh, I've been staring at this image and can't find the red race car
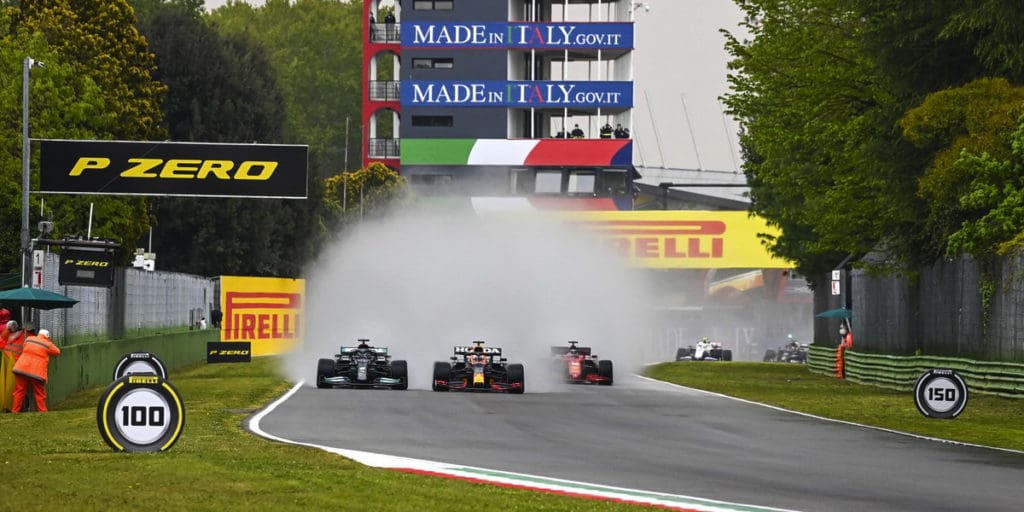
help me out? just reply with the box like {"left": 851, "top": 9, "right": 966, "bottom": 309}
{"left": 550, "top": 341, "right": 613, "bottom": 385}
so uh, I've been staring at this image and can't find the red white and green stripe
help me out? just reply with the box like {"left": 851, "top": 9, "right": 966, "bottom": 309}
{"left": 401, "top": 138, "right": 633, "bottom": 166}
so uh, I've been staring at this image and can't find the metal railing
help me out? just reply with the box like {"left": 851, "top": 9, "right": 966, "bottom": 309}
{"left": 369, "top": 23, "right": 401, "bottom": 44}
{"left": 368, "top": 138, "right": 400, "bottom": 159}
{"left": 369, "top": 81, "right": 401, "bottom": 101}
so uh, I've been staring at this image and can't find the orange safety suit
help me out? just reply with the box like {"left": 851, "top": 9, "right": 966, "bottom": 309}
{"left": 1, "top": 328, "right": 26, "bottom": 412}
{"left": 12, "top": 332, "right": 60, "bottom": 413}
{"left": 835, "top": 332, "right": 853, "bottom": 379}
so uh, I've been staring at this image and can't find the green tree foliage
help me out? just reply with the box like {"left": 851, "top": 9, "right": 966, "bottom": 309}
{"left": 134, "top": 0, "right": 319, "bottom": 277}
{"left": 900, "top": 78, "right": 1024, "bottom": 254}
{"left": 322, "top": 162, "right": 407, "bottom": 230}
{"left": 945, "top": 126, "right": 1024, "bottom": 257}
{"left": 209, "top": 0, "right": 363, "bottom": 178}
{"left": 724, "top": 0, "right": 1024, "bottom": 279}
{"left": 1, "top": 0, "right": 164, "bottom": 270}
{"left": 722, "top": 0, "right": 920, "bottom": 280}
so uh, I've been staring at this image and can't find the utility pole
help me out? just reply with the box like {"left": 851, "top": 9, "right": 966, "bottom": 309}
{"left": 22, "top": 57, "right": 43, "bottom": 288}
{"left": 344, "top": 116, "right": 350, "bottom": 172}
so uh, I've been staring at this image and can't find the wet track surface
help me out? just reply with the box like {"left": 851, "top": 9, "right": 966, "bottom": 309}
{"left": 257, "top": 374, "right": 1024, "bottom": 511}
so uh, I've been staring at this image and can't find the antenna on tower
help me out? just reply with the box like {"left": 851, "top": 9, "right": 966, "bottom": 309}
{"left": 643, "top": 89, "right": 667, "bottom": 168}
{"left": 718, "top": 98, "right": 741, "bottom": 173}
{"left": 680, "top": 93, "right": 703, "bottom": 171}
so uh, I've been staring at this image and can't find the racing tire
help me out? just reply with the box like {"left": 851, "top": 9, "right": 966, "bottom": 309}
{"left": 432, "top": 361, "right": 451, "bottom": 392}
{"left": 508, "top": 363, "right": 525, "bottom": 394}
{"left": 316, "top": 358, "right": 335, "bottom": 389}
{"left": 676, "top": 347, "right": 692, "bottom": 361}
{"left": 597, "top": 360, "right": 614, "bottom": 386}
{"left": 722, "top": 350, "right": 733, "bottom": 362}
{"left": 763, "top": 349, "right": 776, "bottom": 362}
{"left": 390, "top": 360, "right": 408, "bottom": 390}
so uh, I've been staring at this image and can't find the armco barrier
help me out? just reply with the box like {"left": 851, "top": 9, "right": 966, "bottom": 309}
{"left": 807, "top": 344, "right": 837, "bottom": 377}
{"left": 46, "top": 330, "right": 216, "bottom": 406}
{"left": 806, "top": 345, "right": 1024, "bottom": 398}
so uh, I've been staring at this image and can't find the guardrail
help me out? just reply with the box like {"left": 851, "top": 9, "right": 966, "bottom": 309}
{"left": 48, "top": 330, "right": 216, "bottom": 405}
{"left": 806, "top": 345, "right": 1024, "bottom": 398}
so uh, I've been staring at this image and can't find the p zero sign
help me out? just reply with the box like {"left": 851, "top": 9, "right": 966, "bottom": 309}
{"left": 38, "top": 139, "right": 308, "bottom": 199}
{"left": 59, "top": 247, "right": 116, "bottom": 287}
{"left": 219, "top": 276, "right": 304, "bottom": 356}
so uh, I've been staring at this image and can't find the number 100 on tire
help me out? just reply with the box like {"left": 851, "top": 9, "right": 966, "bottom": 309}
{"left": 97, "top": 374, "right": 185, "bottom": 452}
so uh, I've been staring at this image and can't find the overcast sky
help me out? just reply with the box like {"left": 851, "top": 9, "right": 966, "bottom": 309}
{"left": 201, "top": 1, "right": 747, "bottom": 173}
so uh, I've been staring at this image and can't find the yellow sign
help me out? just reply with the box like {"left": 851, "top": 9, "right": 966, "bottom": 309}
{"left": 220, "top": 276, "right": 305, "bottom": 355}
{"left": 562, "top": 211, "right": 792, "bottom": 269}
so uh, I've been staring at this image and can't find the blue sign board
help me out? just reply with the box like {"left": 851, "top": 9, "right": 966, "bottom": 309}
{"left": 403, "top": 22, "right": 633, "bottom": 49}
{"left": 402, "top": 81, "right": 633, "bottom": 108}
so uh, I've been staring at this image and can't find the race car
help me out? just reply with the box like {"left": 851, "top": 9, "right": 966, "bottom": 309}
{"left": 763, "top": 335, "right": 808, "bottom": 363}
{"left": 316, "top": 339, "right": 408, "bottom": 389}
{"left": 675, "top": 337, "right": 733, "bottom": 361}
{"left": 432, "top": 340, "right": 525, "bottom": 393}
{"left": 550, "top": 340, "right": 613, "bottom": 385}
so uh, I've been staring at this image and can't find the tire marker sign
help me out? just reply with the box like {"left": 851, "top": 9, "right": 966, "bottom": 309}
{"left": 914, "top": 369, "right": 968, "bottom": 419}
{"left": 97, "top": 374, "right": 185, "bottom": 452}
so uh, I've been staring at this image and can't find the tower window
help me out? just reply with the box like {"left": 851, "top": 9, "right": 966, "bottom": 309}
{"left": 414, "top": 0, "right": 454, "bottom": 10}
{"left": 412, "top": 58, "right": 454, "bottom": 69}
{"left": 411, "top": 115, "right": 454, "bottom": 127}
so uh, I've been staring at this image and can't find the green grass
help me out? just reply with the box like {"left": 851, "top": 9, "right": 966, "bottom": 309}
{"left": 0, "top": 357, "right": 652, "bottom": 512}
{"left": 645, "top": 362, "right": 1024, "bottom": 452}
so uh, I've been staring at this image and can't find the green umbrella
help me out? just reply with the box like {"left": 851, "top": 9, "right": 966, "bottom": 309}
{"left": 816, "top": 307, "right": 851, "bottom": 319}
{"left": 0, "top": 286, "right": 79, "bottom": 310}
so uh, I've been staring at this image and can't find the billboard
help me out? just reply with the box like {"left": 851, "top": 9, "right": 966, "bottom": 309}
{"left": 403, "top": 22, "right": 633, "bottom": 49}
{"left": 563, "top": 211, "right": 793, "bottom": 269}
{"left": 59, "top": 247, "right": 116, "bottom": 287}
{"left": 219, "top": 276, "right": 304, "bottom": 355}
{"left": 39, "top": 139, "right": 308, "bottom": 199}
{"left": 403, "top": 81, "right": 632, "bottom": 108}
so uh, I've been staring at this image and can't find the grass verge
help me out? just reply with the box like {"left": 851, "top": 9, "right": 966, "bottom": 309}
{"left": 645, "top": 361, "right": 1024, "bottom": 452}
{"left": 0, "top": 357, "right": 652, "bottom": 512}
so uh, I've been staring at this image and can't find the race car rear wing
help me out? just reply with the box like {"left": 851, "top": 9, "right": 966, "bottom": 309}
{"left": 550, "top": 346, "right": 592, "bottom": 356}
{"left": 454, "top": 346, "right": 502, "bottom": 356}
{"left": 340, "top": 346, "right": 388, "bottom": 355}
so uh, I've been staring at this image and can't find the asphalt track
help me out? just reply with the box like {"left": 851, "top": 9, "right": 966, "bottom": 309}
{"left": 255, "top": 373, "right": 1024, "bottom": 512}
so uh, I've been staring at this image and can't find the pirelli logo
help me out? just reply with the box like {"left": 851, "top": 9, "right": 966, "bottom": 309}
{"left": 223, "top": 292, "right": 301, "bottom": 342}
{"left": 39, "top": 139, "right": 308, "bottom": 199}
{"left": 578, "top": 220, "right": 726, "bottom": 259}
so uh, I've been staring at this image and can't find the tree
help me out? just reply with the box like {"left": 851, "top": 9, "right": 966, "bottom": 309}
{"left": 723, "top": 1, "right": 1024, "bottom": 279}
{"left": 322, "top": 162, "right": 407, "bottom": 231}
{"left": 722, "top": 0, "right": 921, "bottom": 281}
{"left": 1, "top": 0, "right": 164, "bottom": 269}
{"left": 208, "top": 0, "right": 364, "bottom": 178}
{"left": 900, "top": 78, "right": 1024, "bottom": 255}
{"left": 135, "top": 0, "right": 319, "bottom": 277}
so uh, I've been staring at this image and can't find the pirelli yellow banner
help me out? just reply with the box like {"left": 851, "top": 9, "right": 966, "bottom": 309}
{"left": 220, "top": 276, "right": 305, "bottom": 355}
{"left": 563, "top": 211, "right": 792, "bottom": 269}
